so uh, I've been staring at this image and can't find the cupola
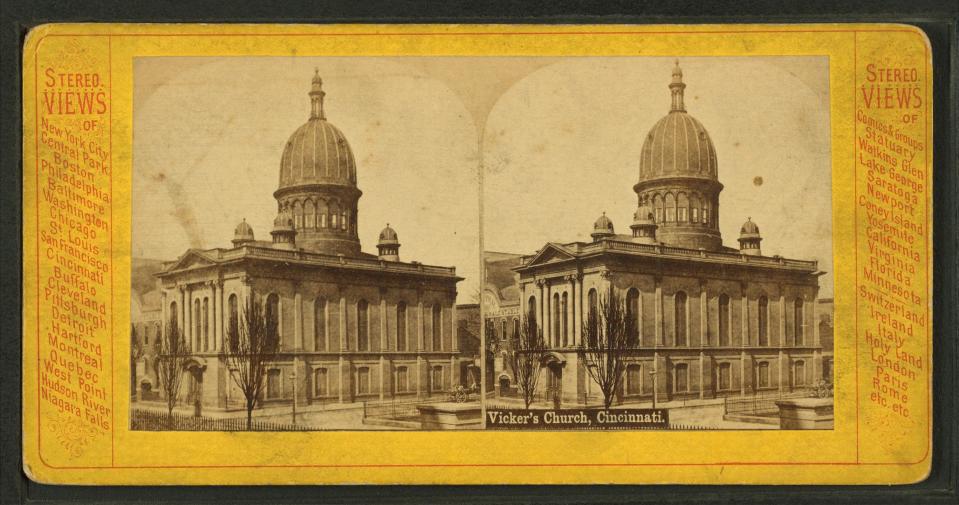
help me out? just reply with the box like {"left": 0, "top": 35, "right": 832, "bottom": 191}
{"left": 377, "top": 223, "right": 401, "bottom": 262}
{"left": 738, "top": 217, "right": 762, "bottom": 256}
{"left": 591, "top": 212, "right": 615, "bottom": 241}
{"left": 271, "top": 210, "right": 297, "bottom": 250}
{"left": 232, "top": 218, "right": 255, "bottom": 247}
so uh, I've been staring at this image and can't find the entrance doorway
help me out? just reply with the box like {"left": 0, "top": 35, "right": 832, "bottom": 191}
{"left": 546, "top": 363, "right": 563, "bottom": 407}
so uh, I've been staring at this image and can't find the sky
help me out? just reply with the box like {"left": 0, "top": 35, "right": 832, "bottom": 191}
{"left": 132, "top": 56, "right": 833, "bottom": 301}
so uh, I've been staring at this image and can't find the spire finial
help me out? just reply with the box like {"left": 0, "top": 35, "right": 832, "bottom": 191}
{"left": 669, "top": 59, "right": 686, "bottom": 112}
{"left": 309, "top": 70, "right": 326, "bottom": 120}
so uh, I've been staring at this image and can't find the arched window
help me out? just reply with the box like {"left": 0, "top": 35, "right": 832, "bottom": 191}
{"left": 432, "top": 304, "right": 442, "bottom": 351}
{"left": 501, "top": 319, "right": 507, "bottom": 340}
{"left": 202, "top": 298, "right": 209, "bottom": 351}
{"left": 341, "top": 211, "right": 348, "bottom": 231}
{"left": 675, "top": 291, "right": 688, "bottom": 346}
{"left": 690, "top": 194, "right": 701, "bottom": 224}
{"left": 396, "top": 366, "right": 409, "bottom": 393}
{"left": 396, "top": 302, "right": 407, "bottom": 351}
{"left": 357, "top": 299, "right": 369, "bottom": 352}
{"left": 702, "top": 201, "right": 711, "bottom": 226}
{"left": 356, "top": 367, "right": 371, "bottom": 395}
{"left": 794, "top": 298, "right": 804, "bottom": 346}
{"left": 314, "top": 298, "right": 326, "bottom": 351}
{"left": 513, "top": 318, "right": 520, "bottom": 340}
{"left": 304, "top": 200, "right": 315, "bottom": 229}
{"left": 318, "top": 201, "right": 328, "bottom": 228}
{"left": 626, "top": 364, "right": 642, "bottom": 395}
{"left": 665, "top": 193, "right": 676, "bottom": 222}
{"left": 794, "top": 360, "right": 806, "bottom": 386}
{"left": 561, "top": 292, "right": 569, "bottom": 347}
{"left": 552, "top": 292, "right": 561, "bottom": 347}
{"left": 587, "top": 288, "right": 598, "bottom": 339}
{"left": 193, "top": 298, "right": 201, "bottom": 350}
{"left": 677, "top": 193, "right": 689, "bottom": 222}
{"left": 758, "top": 362, "right": 770, "bottom": 388}
{"left": 227, "top": 295, "right": 238, "bottom": 350}
{"left": 674, "top": 363, "right": 689, "bottom": 392}
{"left": 527, "top": 296, "right": 537, "bottom": 335}
{"left": 314, "top": 368, "right": 328, "bottom": 397}
{"left": 719, "top": 294, "right": 730, "bottom": 346}
{"left": 718, "top": 362, "right": 731, "bottom": 390}
{"left": 329, "top": 202, "right": 339, "bottom": 230}
{"left": 293, "top": 201, "right": 303, "bottom": 229}
{"left": 626, "top": 288, "right": 641, "bottom": 345}
{"left": 266, "top": 293, "right": 280, "bottom": 349}
{"left": 652, "top": 194, "right": 663, "bottom": 223}
{"left": 758, "top": 295, "right": 769, "bottom": 346}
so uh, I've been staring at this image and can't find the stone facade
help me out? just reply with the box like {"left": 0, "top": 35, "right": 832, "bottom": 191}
{"left": 488, "top": 61, "right": 829, "bottom": 407}
{"left": 146, "top": 73, "right": 466, "bottom": 411}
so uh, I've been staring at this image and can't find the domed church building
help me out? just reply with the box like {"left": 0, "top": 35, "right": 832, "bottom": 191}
{"left": 154, "top": 72, "right": 465, "bottom": 416}
{"left": 493, "top": 62, "right": 827, "bottom": 408}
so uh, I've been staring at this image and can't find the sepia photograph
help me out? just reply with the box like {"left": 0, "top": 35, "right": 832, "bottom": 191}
{"left": 482, "top": 57, "right": 835, "bottom": 430}
{"left": 129, "top": 57, "right": 482, "bottom": 431}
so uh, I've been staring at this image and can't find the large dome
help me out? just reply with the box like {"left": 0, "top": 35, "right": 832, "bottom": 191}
{"left": 638, "top": 61, "right": 718, "bottom": 182}
{"left": 277, "top": 71, "right": 357, "bottom": 192}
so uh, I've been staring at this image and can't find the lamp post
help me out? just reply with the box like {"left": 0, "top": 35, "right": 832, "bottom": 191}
{"left": 650, "top": 368, "right": 658, "bottom": 409}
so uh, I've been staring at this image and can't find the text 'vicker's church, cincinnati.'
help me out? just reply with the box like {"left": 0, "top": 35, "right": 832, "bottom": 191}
{"left": 146, "top": 72, "right": 468, "bottom": 411}
{"left": 487, "top": 61, "right": 833, "bottom": 407}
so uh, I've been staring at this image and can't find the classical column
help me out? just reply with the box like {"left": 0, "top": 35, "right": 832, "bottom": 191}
{"left": 700, "top": 279, "right": 708, "bottom": 348}
{"left": 416, "top": 292, "right": 425, "bottom": 398}
{"left": 741, "top": 282, "right": 748, "bottom": 396}
{"left": 654, "top": 277, "right": 663, "bottom": 346}
{"left": 577, "top": 273, "right": 584, "bottom": 346}
{"left": 293, "top": 287, "right": 303, "bottom": 351}
{"left": 379, "top": 291, "right": 387, "bottom": 401}
{"left": 178, "top": 286, "right": 185, "bottom": 343}
{"left": 568, "top": 275, "right": 577, "bottom": 348}
{"left": 699, "top": 351, "right": 705, "bottom": 399}
{"left": 779, "top": 285, "right": 787, "bottom": 347}
{"left": 186, "top": 285, "right": 194, "bottom": 351}
{"left": 215, "top": 280, "right": 224, "bottom": 352}
{"left": 417, "top": 298, "right": 425, "bottom": 351}
{"left": 537, "top": 280, "right": 545, "bottom": 341}
{"left": 778, "top": 349, "right": 785, "bottom": 395}
{"left": 339, "top": 291, "right": 347, "bottom": 351}
{"left": 160, "top": 290, "right": 168, "bottom": 338}
{"left": 812, "top": 292, "right": 821, "bottom": 381}
{"left": 451, "top": 299, "right": 459, "bottom": 352}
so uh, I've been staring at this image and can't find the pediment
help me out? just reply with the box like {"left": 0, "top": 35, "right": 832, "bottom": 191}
{"left": 164, "top": 250, "right": 218, "bottom": 272}
{"left": 524, "top": 243, "right": 575, "bottom": 267}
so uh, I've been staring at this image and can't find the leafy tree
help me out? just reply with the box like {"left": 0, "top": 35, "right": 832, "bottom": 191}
{"left": 508, "top": 310, "right": 547, "bottom": 409}
{"left": 224, "top": 296, "right": 279, "bottom": 430}
{"left": 156, "top": 316, "right": 188, "bottom": 424}
{"left": 579, "top": 291, "right": 637, "bottom": 409}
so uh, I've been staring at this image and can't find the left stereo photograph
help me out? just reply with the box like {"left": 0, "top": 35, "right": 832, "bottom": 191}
{"left": 129, "top": 57, "right": 482, "bottom": 431}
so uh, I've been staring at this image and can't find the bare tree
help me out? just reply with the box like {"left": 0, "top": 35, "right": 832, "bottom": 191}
{"left": 156, "top": 316, "right": 188, "bottom": 424}
{"left": 224, "top": 296, "right": 279, "bottom": 430}
{"left": 579, "top": 291, "right": 637, "bottom": 409}
{"left": 508, "top": 310, "right": 547, "bottom": 409}
{"left": 484, "top": 323, "right": 500, "bottom": 392}
{"left": 130, "top": 324, "right": 143, "bottom": 399}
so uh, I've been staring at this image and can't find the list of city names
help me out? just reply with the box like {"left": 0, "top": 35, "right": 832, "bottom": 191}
{"left": 36, "top": 64, "right": 113, "bottom": 436}
{"left": 857, "top": 62, "right": 927, "bottom": 421}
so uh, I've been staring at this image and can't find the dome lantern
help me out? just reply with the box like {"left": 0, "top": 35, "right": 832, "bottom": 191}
{"left": 633, "top": 61, "right": 724, "bottom": 251}
{"left": 591, "top": 212, "right": 615, "bottom": 241}
{"left": 738, "top": 217, "right": 762, "bottom": 256}
{"left": 274, "top": 72, "right": 362, "bottom": 257}
{"left": 377, "top": 223, "right": 401, "bottom": 262}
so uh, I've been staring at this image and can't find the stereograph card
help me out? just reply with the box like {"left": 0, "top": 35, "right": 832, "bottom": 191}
{"left": 21, "top": 23, "right": 933, "bottom": 485}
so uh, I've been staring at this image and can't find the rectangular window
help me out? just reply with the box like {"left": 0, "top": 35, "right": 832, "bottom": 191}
{"left": 678, "top": 207, "right": 688, "bottom": 222}
{"left": 666, "top": 207, "right": 676, "bottom": 222}
{"left": 795, "top": 361, "right": 806, "bottom": 386}
{"left": 396, "top": 366, "right": 409, "bottom": 393}
{"left": 654, "top": 208, "right": 663, "bottom": 224}
{"left": 267, "top": 369, "right": 281, "bottom": 399}
{"left": 718, "top": 363, "right": 731, "bottom": 390}
{"left": 314, "top": 368, "right": 328, "bottom": 397}
{"left": 758, "top": 363, "right": 770, "bottom": 388}
{"left": 356, "top": 367, "right": 370, "bottom": 395}
{"left": 691, "top": 207, "right": 699, "bottom": 223}
{"left": 674, "top": 364, "right": 688, "bottom": 393}
{"left": 431, "top": 366, "right": 444, "bottom": 392}
{"left": 626, "top": 365, "right": 642, "bottom": 395}
{"left": 702, "top": 208, "right": 709, "bottom": 225}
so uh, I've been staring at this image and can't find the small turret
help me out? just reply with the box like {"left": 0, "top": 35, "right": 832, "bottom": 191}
{"left": 738, "top": 217, "right": 762, "bottom": 256}
{"left": 630, "top": 198, "right": 658, "bottom": 245}
{"left": 232, "top": 218, "right": 255, "bottom": 247}
{"left": 271, "top": 210, "right": 297, "bottom": 250}
{"left": 591, "top": 212, "right": 615, "bottom": 241}
{"left": 377, "top": 223, "right": 400, "bottom": 261}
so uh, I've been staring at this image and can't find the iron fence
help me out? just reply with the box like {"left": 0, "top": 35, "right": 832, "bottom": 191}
{"left": 131, "top": 408, "right": 310, "bottom": 431}
{"left": 723, "top": 390, "right": 810, "bottom": 415}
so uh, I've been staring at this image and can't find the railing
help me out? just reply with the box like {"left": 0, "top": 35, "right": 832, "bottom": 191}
{"left": 130, "top": 408, "right": 310, "bottom": 431}
{"left": 362, "top": 396, "right": 452, "bottom": 420}
{"left": 723, "top": 390, "right": 810, "bottom": 415}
